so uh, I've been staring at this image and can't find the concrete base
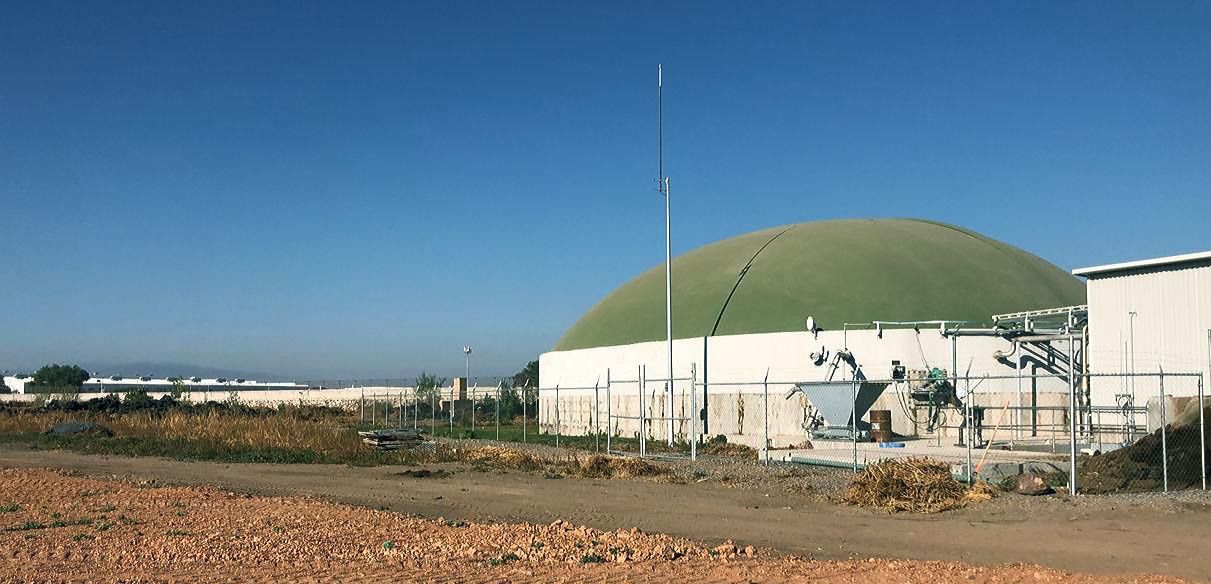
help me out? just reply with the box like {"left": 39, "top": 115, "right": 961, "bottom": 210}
{"left": 766, "top": 438, "right": 1068, "bottom": 482}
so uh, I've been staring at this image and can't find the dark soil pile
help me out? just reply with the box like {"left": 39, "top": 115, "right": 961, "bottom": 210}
{"left": 1077, "top": 407, "right": 1211, "bottom": 494}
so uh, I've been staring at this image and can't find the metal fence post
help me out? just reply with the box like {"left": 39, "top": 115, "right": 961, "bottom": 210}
{"left": 690, "top": 362, "right": 697, "bottom": 462}
{"left": 555, "top": 384, "right": 560, "bottom": 449}
{"left": 852, "top": 378, "right": 858, "bottom": 473}
{"left": 1067, "top": 336, "right": 1077, "bottom": 495}
{"left": 430, "top": 390, "right": 435, "bottom": 436}
{"left": 763, "top": 368, "right": 770, "bottom": 466}
{"left": 398, "top": 391, "right": 402, "bottom": 428}
{"left": 1161, "top": 369, "right": 1168, "bottom": 493}
{"left": 360, "top": 387, "right": 364, "bottom": 422}
{"left": 522, "top": 382, "right": 528, "bottom": 444}
{"left": 371, "top": 391, "right": 376, "bottom": 426}
{"left": 640, "top": 365, "right": 646, "bottom": 458}
{"left": 606, "top": 368, "right": 612, "bottom": 453}
{"left": 1200, "top": 372, "right": 1206, "bottom": 491}
{"left": 594, "top": 379, "right": 600, "bottom": 453}
{"left": 496, "top": 381, "right": 501, "bottom": 442}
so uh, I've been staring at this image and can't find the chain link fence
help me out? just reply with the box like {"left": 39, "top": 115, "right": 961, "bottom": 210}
{"left": 350, "top": 366, "right": 1208, "bottom": 497}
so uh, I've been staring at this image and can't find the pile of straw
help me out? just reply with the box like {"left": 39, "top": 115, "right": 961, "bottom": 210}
{"left": 842, "top": 458, "right": 996, "bottom": 513}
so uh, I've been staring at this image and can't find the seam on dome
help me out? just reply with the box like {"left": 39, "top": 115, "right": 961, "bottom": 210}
{"left": 710, "top": 225, "right": 798, "bottom": 336}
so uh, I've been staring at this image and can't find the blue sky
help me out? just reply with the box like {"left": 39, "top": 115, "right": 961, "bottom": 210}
{"left": 2, "top": 1, "right": 1209, "bottom": 379}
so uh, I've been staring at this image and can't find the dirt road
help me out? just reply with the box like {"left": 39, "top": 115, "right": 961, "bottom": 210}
{"left": 0, "top": 446, "right": 1206, "bottom": 581}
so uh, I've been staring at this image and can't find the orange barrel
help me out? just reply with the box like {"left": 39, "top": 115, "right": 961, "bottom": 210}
{"left": 869, "top": 410, "right": 893, "bottom": 443}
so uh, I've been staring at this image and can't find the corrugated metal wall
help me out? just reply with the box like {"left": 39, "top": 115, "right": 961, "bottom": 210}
{"left": 1085, "top": 258, "right": 1211, "bottom": 403}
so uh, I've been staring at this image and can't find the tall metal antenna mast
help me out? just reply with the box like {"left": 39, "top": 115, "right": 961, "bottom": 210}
{"left": 658, "top": 64, "right": 674, "bottom": 447}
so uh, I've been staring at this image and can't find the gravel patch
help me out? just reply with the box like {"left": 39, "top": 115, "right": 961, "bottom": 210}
{"left": 441, "top": 437, "right": 853, "bottom": 498}
{"left": 0, "top": 468, "right": 1191, "bottom": 583}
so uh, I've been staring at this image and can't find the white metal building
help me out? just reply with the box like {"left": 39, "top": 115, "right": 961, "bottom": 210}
{"left": 1074, "top": 250, "right": 1211, "bottom": 403}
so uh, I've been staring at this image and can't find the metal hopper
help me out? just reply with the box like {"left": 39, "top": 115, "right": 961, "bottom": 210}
{"left": 786, "top": 381, "right": 890, "bottom": 440}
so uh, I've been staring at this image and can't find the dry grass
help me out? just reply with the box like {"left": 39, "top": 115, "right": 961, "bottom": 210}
{"left": 0, "top": 409, "right": 668, "bottom": 480}
{"left": 842, "top": 458, "right": 996, "bottom": 513}
{"left": 704, "top": 441, "right": 758, "bottom": 460}
{"left": 576, "top": 454, "right": 665, "bottom": 479}
{"left": 0, "top": 410, "right": 362, "bottom": 454}
{"left": 462, "top": 445, "right": 546, "bottom": 471}
{"left": 458, "top": 446, "right": 665, "bottom": 479}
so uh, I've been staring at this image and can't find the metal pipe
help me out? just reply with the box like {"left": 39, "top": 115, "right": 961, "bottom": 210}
{"left": 1068, "top": 335, "right": 1078, "bottom": 495}
{"left": 1013, "top": 333, "right": 1086, "bottom": 343}
{"left": 1016, "top": 344, "right": 1023, "bottom": 439}
{"left": 1129, "top": 311, "right": 1137, "bottom": 425}
{"left": 763, "top": 368, "right": 770, "bottom": 466}
{"left": 702, "top": 336, "right": 709, "bottom": 436}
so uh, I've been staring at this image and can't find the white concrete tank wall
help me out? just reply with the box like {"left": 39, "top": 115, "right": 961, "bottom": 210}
{"left": 540, "top": 328, "right": 1073, "bottom": 448}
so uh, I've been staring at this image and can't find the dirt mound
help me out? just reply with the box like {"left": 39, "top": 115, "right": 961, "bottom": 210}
{"left": 1078, "top": 409, "right": 1211, "bottom": 494}
{"left": 843, "top": 458, "right": 995, "bottom": 513}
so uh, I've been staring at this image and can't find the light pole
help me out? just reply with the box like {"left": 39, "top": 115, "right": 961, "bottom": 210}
{"left": 658, "top": 64, "right": 674, "bottom": 447}
{"left": 463, "top": 345, "right": 472, "bottom": 385}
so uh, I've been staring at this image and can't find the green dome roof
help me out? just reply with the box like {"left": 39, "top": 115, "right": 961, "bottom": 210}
{"left": 553, "top": 218, "right": 1086, "bottom": 351}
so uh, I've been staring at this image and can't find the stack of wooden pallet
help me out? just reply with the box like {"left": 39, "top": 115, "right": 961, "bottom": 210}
{"left": 358, "top": 429, "right": 429, "bottom": 450}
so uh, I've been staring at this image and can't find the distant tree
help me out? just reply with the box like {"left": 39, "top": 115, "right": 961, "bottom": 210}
{"left": 512, "top": 360, "right": 538, "bottom": 389}
{"left": 29, "top": 364, "right": 90, "bottom": 390}
{"left": 414, "top": 371, "right": 447, "bottom": 405}
{"left": 508, "top": 360, "right": 539, "bottom": 418}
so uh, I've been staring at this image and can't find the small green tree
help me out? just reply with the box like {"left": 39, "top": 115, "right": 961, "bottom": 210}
{"left": 29, "top": 364, "right": 90, "bottom": 392}
{"left": 498, "top": 387, "right": 522, "bottom": 419}
{"left": 414, "top": 371, "right": 447, "bottom": 407}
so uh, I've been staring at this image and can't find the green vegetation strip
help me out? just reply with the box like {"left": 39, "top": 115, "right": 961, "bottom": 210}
{"left": 5, "top": 518, "right": 91, "bottom": 532}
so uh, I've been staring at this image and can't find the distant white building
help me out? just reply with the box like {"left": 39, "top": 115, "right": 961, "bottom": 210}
{"left": 1, "top": 374, "right": 306, "bottom": 394}
{"left": 2, "top": 375, "right": 31, "bottom": 394}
